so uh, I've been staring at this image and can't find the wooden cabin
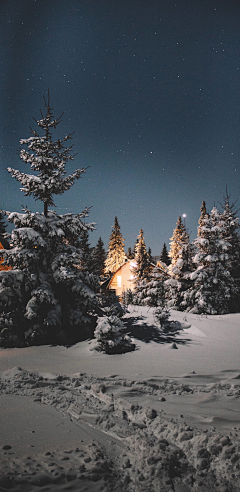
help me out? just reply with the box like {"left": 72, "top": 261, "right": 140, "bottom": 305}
{"left": 105, "top": 257, "right": 171, "bottom": 299}
{"left": 107, "top": 260, "right": 170, "bottom": 297}
{"left": 107, "top": 260, "right": 137, "bottom": 297}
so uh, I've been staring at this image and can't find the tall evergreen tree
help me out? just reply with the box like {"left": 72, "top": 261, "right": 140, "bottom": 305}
{"left": 169, "top": 216, "right": 189, "bottom": 267}
{"left": 166, "top": 241, "right": 195, "bottom": 310}
{"left": 183, "top": 207, "right": 238, "bottom": 314}
{"left": 91, "top": 237, "right": 106, "bottom": 277}
{"left": 198, "top": 200, "right": 209, "bottom": 234}
{"left": 122, "top": 288, "right": 134, "bottom": 305}
{"left": 131, "top": 229, "right": 151, "bottom": 285}
{"left": 8, "top": 91, "right": 83, "bottom": 218}
{"left": 143, "top": 266, "right": 166, "bottom": 307}
{"left": 79, "top": 229, "right": 92, "bottom": 272}
{"left": 126, "top": 247, "right": 133, "bottom": 259}
{"left": 148, "top": 246, "right": 153, "bottom": 264}
{"left": 0, "top": 93, "right": 99, "bottom": 347}
{"left": 0, "top": 212, "right": 7, "bottom": 236}
{"left": 0, "top": 213, "right": 10, "bottom": 271}
{"left": 132, "top": 238, "right": 139, "bottom": 257}
{"left": 159, "top": 242, "right": 170, "bottom": 266}
{"left": 105, "top": 217, "right": 126, "bottom": 275}
{"left": 166, "top": 217, "right": 193, "bottom": 310}
{"left": 132, "top": 278, "right": 149, "bottom": 305}
{"left": 219, "top": 189, "right": 240, "bottom": 280}
{"left": 170, "top": 241, "right": 195, "bottom": 278}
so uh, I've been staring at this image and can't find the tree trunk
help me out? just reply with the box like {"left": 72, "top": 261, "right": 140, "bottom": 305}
{"left": 44, "top": 202, "right": 48, "bottom": 217}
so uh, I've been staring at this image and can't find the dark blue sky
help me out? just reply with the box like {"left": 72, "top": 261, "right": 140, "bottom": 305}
{"left": 0, "top": 0, "right": 239, "bottom": 255}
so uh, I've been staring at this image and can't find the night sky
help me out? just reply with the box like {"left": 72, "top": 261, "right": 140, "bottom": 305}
{"left": 0, "top": 0, "right": 239, "bottom": 255}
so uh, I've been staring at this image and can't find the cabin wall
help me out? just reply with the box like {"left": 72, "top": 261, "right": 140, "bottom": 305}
{"left": 109, "top": 262, "right": 135, "bottom": 297}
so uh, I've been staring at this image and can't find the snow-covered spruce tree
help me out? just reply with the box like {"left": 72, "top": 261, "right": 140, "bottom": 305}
{"left": 148, "top": 246, "right": 153, "bottom": 264}
{"left": 127, "top": 247, "right": 133, "bottom": 260}
{"left": 132, "top": 229, "right": 151, "bottom": 282}
{"left": 0, "top": 214, "right": 10, "bottom": 272}
{"left": 98, "top": 289, "right": 124, "bottom": 318}
{"left": 169, "top": 201, "right": 209, "bottom": 311}
{"left": 166, "top": 240, "right": 196, "bottom": 311}
{"left": 179, "top": 200, "right": 209, "bottom": 311}
{"left": 164, "top": 276, "right": 182, "bottom": 310}
{"left": 172, "top": 242, "right": 196, "bottom": 311}
{"left": 132, "top": 237, "right": 139, "bottom": 258}
{"left": 154, "top": 306, "right": 171, "bottom": 328}
{"left": 105, "top": 216, "right": 127, "bottom": 275}
{"left": 165, "top": 216, "right": 191, "bottom": 309}
{"left": 0, "top": 237, "right": 11, "bottom": 272}
{"left": 169, "top": 216, "right": 190, "bottom": 267}
{"left": 219, "top": 189, "right": 240, "bottom": 281}
{"left": 131, "top": 229, "right": 151, "bottom": 304}
{"left": 143, "top": 265, "right": 167, "bottom": 307}
{"left": 160, "top": 242, "right": 171, "bottom": 266}
{"left": 218, "top": 191, "right": 240, "bottom": 311}
{"left": 78, "top": 229, "right": 92, "bottom": 272}
{"left": 90, "top": 237, "right": 106, "bottom": 277}
{"left": 132, "top": 278, "right": 149, "bottom": 305}
{"left": 198, "top": 200, "right": 209, "bottom": 233}
{"left": 122, "top": 288, "right": 134, "bottom": 305}
{"left": 0, "top": 212, "right": 7, "bottom": 236}
{"left": 94, "top": 315, "right": 135, "bottom": 354}
{"left": 0, "top": 93, "right": 100, "bottom": 347}
{"left": 183, "top": 206, "right": 239, "bottom": 314}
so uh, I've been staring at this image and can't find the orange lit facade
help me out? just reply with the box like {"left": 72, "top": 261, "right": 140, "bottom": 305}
{"left": 108, "top": 260, "right": 136, "bottom": 297}
{"left": 0, "top": 242, "right": 11, "bottom": 271}
{"left": 107, "top": 260, "right": 169, "bottom": 298}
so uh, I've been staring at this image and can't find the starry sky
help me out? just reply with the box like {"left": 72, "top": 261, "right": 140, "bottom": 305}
{"left": 0, "top": 0, "right": 239, "bottom": 255}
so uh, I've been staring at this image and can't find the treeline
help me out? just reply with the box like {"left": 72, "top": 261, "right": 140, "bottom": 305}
{"left": 121, "top": 195, "right": 240, "bottom": 314}
{"left": 100, "top": 192, "right": 240, "bottom": 315}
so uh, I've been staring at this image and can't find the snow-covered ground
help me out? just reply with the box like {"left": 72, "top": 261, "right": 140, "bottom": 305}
{"left": 0, "top": 306, "right": 240, "bottom": 491}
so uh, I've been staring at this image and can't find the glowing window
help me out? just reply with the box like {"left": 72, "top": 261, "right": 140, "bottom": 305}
{"left": 117, "top": 276, "right": 121, "bottom": 287}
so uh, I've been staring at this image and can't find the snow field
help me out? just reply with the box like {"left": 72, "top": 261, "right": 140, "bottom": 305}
{"left": 0, "top": 307, "right": 240, "bottom": 491}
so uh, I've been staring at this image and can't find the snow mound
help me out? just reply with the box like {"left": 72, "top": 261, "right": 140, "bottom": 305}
{"left": 183, "top": 325, "right": 207, "bottom": 337}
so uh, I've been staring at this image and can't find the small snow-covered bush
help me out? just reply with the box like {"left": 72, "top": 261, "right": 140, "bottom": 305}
{"left": 103, "top": 303, "right": 125, "bottom": 318}
{"left": 154, "top": 306, "right": 171, "bottom": 328}
{"left": 122, "top": 288, "right": 134, "bottom": 306}
{"left": 94, "top": 315, "right": 135, "bottom": 354}
{"left": 98, "top": 291, "right": 124, "bottom": 318}
{"left": 154, "top": 306, "right": 181, "bottom": 331}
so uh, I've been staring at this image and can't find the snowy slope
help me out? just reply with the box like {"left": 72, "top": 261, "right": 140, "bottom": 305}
{"left": 0, "top": 306, "right": 240, "bottom": 492}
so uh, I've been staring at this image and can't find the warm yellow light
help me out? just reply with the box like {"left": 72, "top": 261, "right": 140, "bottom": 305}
{"left": 117, "top": 275, "right": 121, "bottom": 287}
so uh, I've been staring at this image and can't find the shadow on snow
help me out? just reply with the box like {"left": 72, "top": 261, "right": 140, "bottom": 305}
{"left": 123, "top": 315, "right": 192, "bottom": 346}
